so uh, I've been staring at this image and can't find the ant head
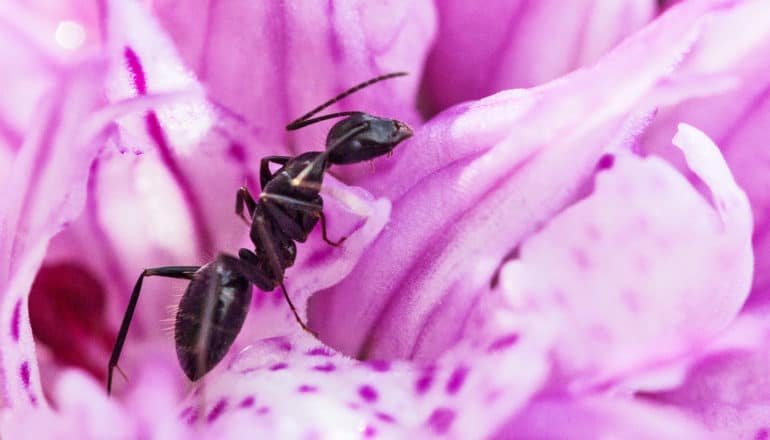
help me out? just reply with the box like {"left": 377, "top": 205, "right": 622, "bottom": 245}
{"left": 325, "top": 112, "right": 412, "bottom": 165}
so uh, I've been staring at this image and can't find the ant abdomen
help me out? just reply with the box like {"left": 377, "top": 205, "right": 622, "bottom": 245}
{"left": 174, "top": 256, "right": 252, "bottom": 381}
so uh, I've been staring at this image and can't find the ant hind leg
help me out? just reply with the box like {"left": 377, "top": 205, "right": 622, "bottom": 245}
{"left": 108, "top": 266, "right": 199, "bottom": 395}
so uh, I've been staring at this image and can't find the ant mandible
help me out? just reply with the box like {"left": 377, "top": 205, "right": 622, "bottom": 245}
{"left": 107, "top": 72, "right": 413, "bottom": 394}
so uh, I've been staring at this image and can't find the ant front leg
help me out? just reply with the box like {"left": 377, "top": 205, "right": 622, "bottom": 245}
{"left": 235, "top": 186, "right": 258, "bottom": 225}
{"left": 108, "top": 266, "right": 200, "bottom": 395}
{"left": 260, "top": 156, "right": 291, "bottom": 189}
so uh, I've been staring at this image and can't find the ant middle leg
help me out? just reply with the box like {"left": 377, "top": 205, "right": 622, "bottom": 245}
{"left": 108, "top": 266, "right": 199, "bottom": 394}
{"left": 279, "top": 281, "right": 318, "bottom": 337}
{"left": 250, "top": 212, "right": 318, "bottom": 337}
{"left": 261, "top": 193, "right": 347, "bottom": 247}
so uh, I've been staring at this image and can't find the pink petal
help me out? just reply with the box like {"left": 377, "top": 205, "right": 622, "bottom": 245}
{"left": 422, "top": 0, "right": 656, "bottom": 114}
{"left": 500, "top": 124, "right": 751, "bottom": 385}
{"left": 636, "top": 0, "right": 770, "bottom": 305}
{"left": 642, "top": 307, "right": 770, "bottom": 439}
{"left": 0, "top": 59, "right": 108, "bottom": 410}
{"left": 177, "top": 319, "right": 549, "bottom": 439}
{"left": 498, "top": 395, "right": 711, "bottom": 439}
{"left": 150, "top": 0, "right": 435, "bottom": 174}
{"left": 310, "top": 0, "right": 746, "bottom": 361}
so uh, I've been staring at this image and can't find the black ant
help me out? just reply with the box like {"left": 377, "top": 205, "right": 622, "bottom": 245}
{"left": 107, "top": 72, "right": 413, "bottom": 394}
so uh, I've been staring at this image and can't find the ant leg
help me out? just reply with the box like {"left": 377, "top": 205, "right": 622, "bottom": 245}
{"left": 317, "top": 211, "right": 346, "bottom": 247}
{"left": 260, "top": 156, "right": 290, "bottom": 189}
{"left": 108, "top": 266, "right": 199, "bottom": 395}
{"left": 235, "top": 186, "right": 258, "bottom": 225}
{"left": 261, "top": 194, "right": 346, "bottom": 246}
{"left": 280, "top": 281, "right": 318, "bottom": 337}
{"left": 250, "top": 212, "right": 317, "bottom": 337}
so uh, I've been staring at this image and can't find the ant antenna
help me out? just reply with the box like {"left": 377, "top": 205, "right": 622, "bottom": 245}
{"left": 286, "top": 72, "right": 408, "bottom": 131}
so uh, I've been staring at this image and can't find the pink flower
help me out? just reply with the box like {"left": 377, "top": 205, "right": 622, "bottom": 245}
{"left": 0, "top": 0, "right": 768, "bottom": 438}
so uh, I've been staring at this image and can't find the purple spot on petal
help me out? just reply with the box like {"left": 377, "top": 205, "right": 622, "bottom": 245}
{"left": 363, "top": 425, "right": 377, "bottom": 438}
{"left": 179, "top": 406, "right": 194, "bottom": 419}
{"left": 415, "top": 368, "right": 435, "bottom": 395}
{"left": 278, "top": 339, "right": 292, "bottom": 351}
{"left": 239, "top": 396, "right": 255, "bottom": 408}
{"left": 185, "top": 408, "right": 199, "bottom": 425}
{"left": 11, "top": 299, "right": 20, "bottom": 341}
{"left": 487, "top": 333, "right": 519, "bottom": 352}
{"left": 596, "top": 154, "right": 614, "bottom": 170}
{"left": 313, "top": 362, "right": 336, "bottom": 372}
{"left": 228, "top": 142, "right": 247, "bottom": 163}
{"left": 358, "top": 385, "right": 378, "bottom": 403}
{"left": 207, "top": 399, "right": 227, "bottom": 423}
{"left": 256, "top": 406, "right": 270, "bottom": 415}
{"left": 368, "top": 360, "right": 391, "bottom": 372}
{"left": 376, "top": 412, "right": 395, "bottom": 424}
{"left": 426, "top": 407, "right": 456, "bottom": 435}
{"left": 298, "top": 385, "right": 318, "bottom": 393}
{"left": 756, "top": 429, "right": 769, "bottom": 440}
{"left": 570, "top": 247, "right": 591, "bottom": 269}
{"left": 306, "top": 347, "right": 333, "bottom": 356}
{"left": 446, "top": 365, "right": 469, "bottom": 394}
{"left": 269, "top": 362, "right": 288, "bottom": 371}
{"left": 20, "top": 362, "right": 30, "bottom": 388}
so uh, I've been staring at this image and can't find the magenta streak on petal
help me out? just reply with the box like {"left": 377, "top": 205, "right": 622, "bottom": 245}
{"left": 364, "top": 425, "right": 376, "bottom": 438}
{"left": 306, "top": 347, "right": 333, "bottom": 356}
{"left": 445, "top": 365, "right": 469, "bottom": 394}
{"left": 756, "top": 429, "right": 769, "bottom": 440}
{"left": 565, "top": 1, "right": 594, "bottom": 74}
{"left": 358, "top": 385, "right": 378, "bottom": 402}
{"left": 409, "top": 286, "right": 482, "bottom": 359}
{"left": 426, "top": 407, "right": 456, "bottom": 435}
{"left": 357, "top": 151, "right": 540, "bottom": 359}
{"left": 10, "top": 299, "right": 20, "bottom": 341}
{"left": 123, "top": 46, "right": 213, "bottom": 255}
{"left": 269, "top": 362, "right": 288, "bottom": 371}
{"left": 368, "top": 360, "right": 390, "bottom": 372}
{"left": 0, "top": 115, "right": 22, "bottom": 152}
{"left": 206, "top": 399, "right": 227, "bottom": 423}
{"left": 487, "top": 333, "right": 520, "bottom": 352}
{"left": 326, "top": 0, "right": 344, "bottom": 63}
{"left": 376, "top": 412, "right": 396, "bottom": 423}
{"left": 196, "top": 0, "right": 217, "bottom": 80}
{"left": 256, "top": 406, "right": 270, "bottom": 415}
{"left": 719, "top": 81, "right": 770, "bottom": 153}
{"left": 123, "top": 47, "right": 147, "bottom": 94}
{"left": 268, "top": 2, "right": 294, "bottom": 155}
{"left": 313, "top": 362, "right": 336, "bottom": 372}
{"left": 223, "top": 140, "right": 258, "bottom": 193}
{"left": 95, "top": 0, "right": 108, "bottom": 43}
{"left": 19, "top": 361, "right": 29, "bottom": 387}
{"left": 10, "top": 86, "right": 64, "bottom": 274}
{"left": 483, "top": 2, "right": 528, "bottom": 93}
